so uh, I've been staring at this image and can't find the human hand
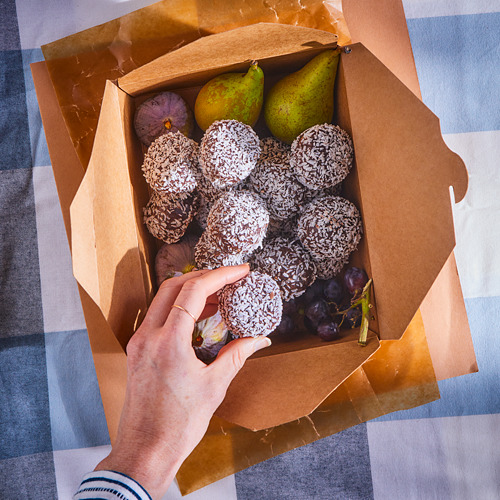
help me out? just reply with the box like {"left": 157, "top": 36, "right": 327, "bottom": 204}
{"left": 95, "top": 264, "right": 271, "bottom": 499}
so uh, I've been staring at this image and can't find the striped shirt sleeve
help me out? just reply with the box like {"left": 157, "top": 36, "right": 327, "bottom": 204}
{"left": 73, "top": 470, "right": 152, "bottom": 500}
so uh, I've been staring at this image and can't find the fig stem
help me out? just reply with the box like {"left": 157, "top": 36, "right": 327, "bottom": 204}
{"left": 164, "top": 118, "right": 172, "bottom": 130}
{"left": 182, "top": 263, "right": 196, "bottom": 274}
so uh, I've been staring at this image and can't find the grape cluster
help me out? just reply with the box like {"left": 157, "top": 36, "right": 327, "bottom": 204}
{"left": 273, "top": 266, "right": 369, "bottom": 342}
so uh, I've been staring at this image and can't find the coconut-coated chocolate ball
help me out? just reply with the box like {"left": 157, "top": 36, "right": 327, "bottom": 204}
{"left": 199, "top": 120, "right": 260, "bottom": 189}
{"left": 290, "top": 124, "right": 353, "bottom": 190}
{"left": 141, "top": 131, "right": 198, "bottom": 196}
{"left": 247, "top": 137, "right": 308, "bottom": 220}
{"left": 297, "top": 195, "right": 362, "bottom": 269}
{"left": 312, "top": 255, "right": 346, "bottom": 280}
{"left": 194, "top": 229, "right": 249, "bottom": 270}
{"left": 252, "top": 236, "right": 317, "bottom": 301}
{"left": 266, "top": 214, "right": 298, "bottom": 240}
{"left": 143, "top": 191, "right": 199, "bottom": 244}
{"left": 207, "top": 190, "right": 269, "bottom": 255}
{"left": 218, "top": 271, "right": 282, "bottom": 338}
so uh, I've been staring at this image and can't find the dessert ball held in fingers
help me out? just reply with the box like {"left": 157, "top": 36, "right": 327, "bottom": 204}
{"left": 218, "top": 271, "right": 282, "bottom": 338}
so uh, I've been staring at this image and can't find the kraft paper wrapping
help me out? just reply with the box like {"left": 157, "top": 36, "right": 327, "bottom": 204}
{"left": 177, "top": 310, "right": 439, "bottom": 494}
{"left": 39, "top": 0, "right": 442, "bottom": 495}
{"left": 42, "top": 0, "right": 350, "bottom": 169}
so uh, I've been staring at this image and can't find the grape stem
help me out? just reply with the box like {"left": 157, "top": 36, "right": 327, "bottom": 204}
{"left": 333, "top": 279, "right": 373, "bottom": 346}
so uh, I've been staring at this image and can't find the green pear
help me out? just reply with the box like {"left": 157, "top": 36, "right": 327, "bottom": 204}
{"left": 194, "top": 61, "right": 264, "bottom": 131}
{"left": 264, "top": 49, "right": 340, "bottom": 143}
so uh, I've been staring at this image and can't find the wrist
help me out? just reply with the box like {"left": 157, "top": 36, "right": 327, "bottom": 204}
{"left": 95, "top": 443, "right": 183, "bottom": 499}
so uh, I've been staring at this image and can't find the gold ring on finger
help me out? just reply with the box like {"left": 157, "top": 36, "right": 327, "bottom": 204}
{"left": 171, "top": 304, "right": 198, "bottom": 323}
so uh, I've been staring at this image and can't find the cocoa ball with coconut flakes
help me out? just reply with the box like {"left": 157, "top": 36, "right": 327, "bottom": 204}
{"left": 206, "top": 190, "right": 269, "bottom": 255}
{"left": 218, "top": 271, "right": 282, "bottom": 338}
{"left": 290, "top": 124, "right": 353, "bottom": 190}
{"left": 312, "top": 255, "right": 347, "bottom": 280}
{"left": 194, "top": 230, "right": 249, "bottom": 270}
{"left": 247, "top": 137, "right": 308, "bottom": 220}
{"left": 297, "top": 195, "right": 362, "bottom": 269}
{"left": 266, "top": 213, "right": 299, "bottom": 240}
{"left": 252, "top": 236, "right": 317, "bottom": 301}
{"left": 141, "top": 131, "right": 198, "bottom": 196}
{"left": 143, "top": 191, "right": 199, "bottom": 244}
{"left": 199, "top": 119, "right": 260, "bottom": 189}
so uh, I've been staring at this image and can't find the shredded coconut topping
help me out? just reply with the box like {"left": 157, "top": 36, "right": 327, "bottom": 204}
{"left": 194, "top": 194, "right": 211, "bottom": 230}
{"left": 218, "top": 271, "right": 283, "bottom": 338}
{"left": 143, "top": 190, "right": 199, "bottom": 244}
{"left": 199, "top": 120, "right": 260, "bottom": 189}
{"left": 297, "top": 195, "right": 362, "bottom": 266}
{"left": 207, "top": 190, "right": 269, "bottom": 254}
{"left": 194, "top": 230, "right": 249, "bottom": 270}
{"left": 247, "top": 137, "right": 308, "bottom": 220}
{"left": 258, "top": 136, "right": 290, "bottom": 166}
{"left": 304, "top": 182, "right": 343, "bottom": 204}
{"left": 267, "top": 214, "right": 299, "bottom": 240}
{"left": 141, "top": 131, "right": 198, "bottom": 196}
{"left": 312, "top": 255, "right": 347, "bottom": 280}
{"left": 252, "top": 237, "right": 317, "bottom": 301}
{"left": 291, "top": 124, "right": 353, "bottom": 190}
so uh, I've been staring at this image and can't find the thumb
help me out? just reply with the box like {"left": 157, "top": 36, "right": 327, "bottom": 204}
{"left": 210, "top": 335, "right": 272, "bottom": 384}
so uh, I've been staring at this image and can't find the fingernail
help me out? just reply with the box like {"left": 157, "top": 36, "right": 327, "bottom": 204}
{"left": 252, "top": 335, "right": 272, "bottom": 353}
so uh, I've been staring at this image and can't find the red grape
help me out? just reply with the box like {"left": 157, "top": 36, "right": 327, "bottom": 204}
{"left": 304, "top": 299, "right": 330, "bottom": 328}
{"left": 317, "top": 320, "right": 340, "bottom": 341}
{"left": 274, "top": 314, "right": 295, "bottom": 335}
{"left": 301, "top": 280, "right": 325, "bottom": 304}
{"left": 282, "top": 298, "right": 298, "bottom": 316}
{"left": 344, "top": 267, "right": 368, "bottom": 295}
{"left": 303, "top": 315, "right": 317, "bottom": 333}
{"left": 323, "top": 278, "right": 344, "bottom": 304}
{"left": 345, "top": 307, "right": 362, "bottom": 328}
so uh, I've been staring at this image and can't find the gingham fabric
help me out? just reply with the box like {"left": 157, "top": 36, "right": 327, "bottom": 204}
{"left": 1, "top": 1, "right": 499, "bottom": 499}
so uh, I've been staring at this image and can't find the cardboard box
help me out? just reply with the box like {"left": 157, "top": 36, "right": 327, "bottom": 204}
{"left": 64, "top": 22, "right": 468, "bottom": 431}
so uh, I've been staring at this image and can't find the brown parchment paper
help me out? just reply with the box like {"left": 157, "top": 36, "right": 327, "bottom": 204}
{"left": 42, "top": 0, "right": 350, "bottom": 169}
{"left": 177, "top": 309, "right": 438, "bottom": 494}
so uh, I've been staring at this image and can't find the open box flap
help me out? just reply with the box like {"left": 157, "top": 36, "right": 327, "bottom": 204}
{"left": 118, "top": 23, "right": 338, "bottom": 96}
{"left": 216, "top": 330, "right": 379, "bottom": 430}
{"left": 70, "top": 80, "right": 153, "bottom": 349}
{"left": 340, "top": 43, "right": 468, "bottom": 339}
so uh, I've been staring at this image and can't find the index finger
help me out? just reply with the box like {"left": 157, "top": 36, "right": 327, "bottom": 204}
{"left": 164, "top": 264, "right": 250, "bottom": 340}
{"left": 142, "top": 269, "right": 211, "bottom": 328}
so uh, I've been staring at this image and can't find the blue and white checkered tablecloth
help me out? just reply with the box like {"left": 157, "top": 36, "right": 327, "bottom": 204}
{"left": 1, "top": 1, "right": 500, "bottom": 498}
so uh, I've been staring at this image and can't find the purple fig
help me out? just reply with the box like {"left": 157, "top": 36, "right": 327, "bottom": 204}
{"left": 155, "top": 233, "right": 198, "bottom": 285}
{"left": 134, "top": 91, "right": 194, "bottom": 145}
{"left": 193, "top": 311, "right": 230, "bottom": 362}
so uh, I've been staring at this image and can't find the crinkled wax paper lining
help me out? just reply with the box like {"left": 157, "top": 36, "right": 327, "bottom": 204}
{"left": 41, "top": 0, "right": 351, "bottom": 169}
{"left": 177, "top": 310, "right": 439, "bottom": 495}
